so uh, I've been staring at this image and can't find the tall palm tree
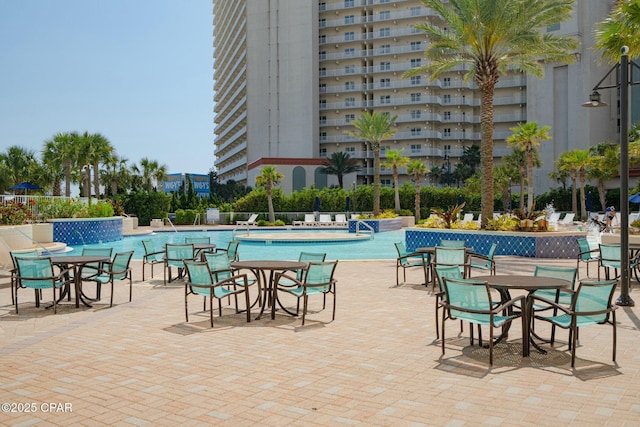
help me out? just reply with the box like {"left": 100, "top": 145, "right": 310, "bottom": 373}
{"left": 588, "top": 142, "right": 619, "bottom": 213}
{"left": 90, "top": 133, "right": 113, "bottom": 198}
{"left": 406, "top": 159, "right": 429, "bottom": 222}
{"left": 255, "top": 165, "right": 283, "bottom": 222}
{"left": 319, "top": 152, "right": 361, "bottom": 189}
{"left": 408, "top": 0, "right": 577, "bottom": 227}
{"left": 382, "top": 149, "right": 409, "bottom": 213}
{"left": 347, "top": 111, "right": 397, "bottom": 216}
{"left": 103, "top": 154, "right": 130, "bottom": 196}
{"left": 558, "top": 149, "right": 591, "bottom": 220}
{"left": 506, "top": 122, "right": 551, "bottom": 213}
{"left": 1, "top": 146, "right": 39, "bottom": 186}
{"left": 42, "top": 132, "right": 78, "bottom": 197}
{"left": 594, "top": 0, "right": 640, "bottom": 63}
{"left": 135, "top": 158, "right": 167, "bottom": 192}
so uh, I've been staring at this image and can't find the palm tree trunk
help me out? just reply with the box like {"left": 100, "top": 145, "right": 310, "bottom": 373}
{"left": 479, "top": 82, "right": 495, "bottom": 228}
{"left": 579, "top": 170, "right": 587, "bottom": 220}
{"left": 571, "top": 174, "right": 577, "bottom": 215}
{"left": 373, "top": 147, "right": 381, "bottom": 216}
{"left": 598, "top": 180, "right": 606, "bottom": 213}
{"left": 93, "top": 162, "right": 100, "bottom": 198}
{"left": 393, "top": 170, "right": 400, "bottom": 213}
{"left": 64, "top": 162, "right": 72, "bottom": 197}
{"left": 267, "top": 188, "right": 275, "bottom": 223}
{"left": 526, "top": 151, "right": 534, "bottom": 213}
{"left": 414, "top": 181, "right": 421, "bottom": 222}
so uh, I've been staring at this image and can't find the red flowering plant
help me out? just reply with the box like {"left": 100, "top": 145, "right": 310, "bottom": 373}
{"left": 0, "top": 201, "right": 34, "bottom": 225}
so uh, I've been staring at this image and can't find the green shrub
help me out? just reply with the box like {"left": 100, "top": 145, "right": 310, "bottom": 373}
{"left": 0, "top": 201, "right": 34, "bottom": 224}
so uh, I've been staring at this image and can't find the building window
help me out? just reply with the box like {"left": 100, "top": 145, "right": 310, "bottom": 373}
{"left": 345, "top": 97, "right": 356, "bottom": 107}
{"left": 381, "top": 179, "right": 392, "bottom": 187}
{"left": 380, "top": 95, "right": 391, "bottom": 105}
{"left": 380, "top": 78, "right": 391, "bottom": 88}
{"left": 345, "top": 0, "right": 354, "bottom": 7}
{"left": 411, "top": 127, "right": 422, "bottom": 136}
{"left": 345, "top": 114, "right": 355, "bottom": 123}
{"left": 319, "top": 67, "right": 327, "bottom": 77}
{"left": 319, "top": 18, "right": 326, "bottom": 28}
{"left": 380, "top": 11, "right": 390, "bottom": 20}
{"left": 380, "top": 61, "right": 391, "bottom": 71}
{"left": 410, "top": 41, "right": 422, "bottom": 51}
{"left": 443, "top": 128, "right": 451, "bottom": 137}
{"left": 380, "top": 0, "right": 389, "bottom": 3}
{"left": 319, "top": 2, "right": 326, "bottom": 11}
{"left": 319, "top": 35, "right": 326, "bottom": 43}
{"left": 345, "top": 65, "right": 355, "bottom": 74}
{"left": 344, "top": 48, "right": 355, "bottom": 57}
{"left": 410, "top": 27, "right": 421, "bottom": 34}
{"left": 547, "top": 23, "right": 560, "bottom": 32}
{"left": 379, "top": 44, "right": 391, "bottom": 54}
{"left": 410, "top": 58, "right": 421, "bottom": 68}
{"left": 379, "top": 27, "right": 390, "bottom": 37}
{"left": 345, "top": 31, "right": 355, "bottom": 41}
{"left": 410, "top": 7, "right": 421, "bottom": 16}
{"left": 444, "top": 111, "right": 451, "bottom": 121}
{"left": 345, "top": 147, "right": 355, "bottom": 153}
{"left": 320, "top": 147, "right": 327, "bottom": 156}
{"left": 320, "top": 83, "right": 327, "bottom": 94}
{"left": 319, "top": 99, "right": 326, "bottom": 108}
{"left": 443, "top": 77, "right": 451, "bottom": 87}
{"left": 410, "top": 109, "right": 422, "bottom": 119}
{"left": 319, "top": 51, "right": 326, "bottom": 60}
{"left": 410, "top": 93, "right": 422, "bottom": 102}
{"left": 410, "top": 144, "right": 421, "bottom": 153}
{"left": 345, "top": 81, "right": 355, "bottom": 90}
{"left": 320, "top": 132, "right": 327, "bottom": 141}
{"left": 345, "top": 15, "right": 355, "bottom": 24}
{"left": 443, "top": 94, "right": 451, "bottom": 104}
{"left": 410, "top": 75, "right": 421, "bottom": 85}
{"left": 320, "top": 115, "right": 327, "bottom": 125}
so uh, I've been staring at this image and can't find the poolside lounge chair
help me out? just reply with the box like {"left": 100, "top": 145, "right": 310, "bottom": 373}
{"left": 303, "top": 214, "right": 317, "bottom": 227}
{"left": 333, "top": 214, "right": 348, "bottom": 227}
{"left": 461, "top": 213, "right": 474, "bottom": 223}
{"left": 318, "top": 214, "right": 333, "bottom": 226}
{"left": 236, "top": 213, "right": 258, "bottom": 226}
{"left": 558, "top": 212, "right": 575, "bottom": 225}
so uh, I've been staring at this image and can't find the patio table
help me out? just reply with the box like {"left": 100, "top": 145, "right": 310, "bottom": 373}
{"left": 49, "top": 255, "right": 111, "bottom": 308}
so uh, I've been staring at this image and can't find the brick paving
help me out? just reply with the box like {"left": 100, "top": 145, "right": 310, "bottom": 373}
{"left": 1, "top": 254, "right": 639, "bottom": 426}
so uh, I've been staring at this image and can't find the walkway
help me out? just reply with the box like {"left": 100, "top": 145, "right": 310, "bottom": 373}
{"left": 1, "top": 256, "right": 639, "bottom": 425}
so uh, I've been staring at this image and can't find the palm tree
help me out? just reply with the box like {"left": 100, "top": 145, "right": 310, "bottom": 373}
{"left": 103, "top": 154, "right": 130, "bottom": 196}
{"left": 494, "top": 165, "right": 518, "bottom": 212}
{"left": 135, "top": 158, "right": 167, "bottom": 192}
{"left": 255, "top": 165, "right": 283, "bottom": 222}
{"left": 408, "top": 0, "right": 577, "bottom": 227}
{"left": 90, "top": 133, "right": 113, "bottom": 198}
{"left": 588, "top": 142, "right": 619, "bottom": 213}
{"left": 558, "top": 149, "right": 591, "bottom": 220}
{"left": 406, "top": 159, "right": 429, "bottom": 222}
{"left": 506, "top": 122, "right": 551, "bottom": 213}
{"left": 594, "top": 0, "right": 640, "bottom": 63}
{"left": 42, "top": 132, "right": 78, "bottom": 197}
{"left": 347, "top": 111, "right": 397, "bottom": 216}
{"left": 382, "top": 149, "right": 409, "bottom": 213}
{"left": 1, "top": 146, "right": 39, "bottom": 186}
{"left": 319, "top": 152, "right": 360, "bottom": 188}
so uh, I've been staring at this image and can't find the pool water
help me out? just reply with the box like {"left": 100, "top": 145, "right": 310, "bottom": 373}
{"left": 66, "top": 229, "right": 404, "bottom": 261}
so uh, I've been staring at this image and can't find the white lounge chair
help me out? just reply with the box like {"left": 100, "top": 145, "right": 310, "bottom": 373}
{"left": 303, "top": 214, "right": 317, "bottom": 227}
{"left": 558, "top": 212, "right": 575, "bottom": 225}
{"left": 318, "top": 214, "right": 333, "bottom": 226}
{"left": 333, "top": 214, "right": 348, "bottom": 227}
{"left": 236, "top": 213, "right": 258, "bottom": 226}
{"left": 461, "top": 213, "right": 474, "bottom": 223}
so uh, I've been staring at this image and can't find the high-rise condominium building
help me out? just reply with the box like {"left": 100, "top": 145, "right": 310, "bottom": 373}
{"left": 213, "top": 0, "right": 619, "bottom": 193}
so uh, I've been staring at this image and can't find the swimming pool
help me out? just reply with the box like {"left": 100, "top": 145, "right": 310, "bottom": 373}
{"left": 66, "top": 229, "right": 404, "bottom": 261}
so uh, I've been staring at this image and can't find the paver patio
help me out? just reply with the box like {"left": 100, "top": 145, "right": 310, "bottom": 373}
{"left": 1, "top": 254, "right": 639, "bottom": 426}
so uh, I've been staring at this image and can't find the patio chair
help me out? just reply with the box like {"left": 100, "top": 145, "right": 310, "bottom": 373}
{"left": 303, "top": 213, "right": 318, "bottom": 226}
{"left": 598, "top": 243, "right": 640, "bottom": 281}
{"left": 142, "top": 239, "right": 164, "bottom": 281}
{"left": 183, "top": 260, "right": 251, "bottom": 327}
{"left": 216, "top": 240, "right": 240, "bottom": 262}
{"left": 85, "top": 251, "right": 134, "bottom": 307}
{"left": 236, "top": 213, "right": 258, "bottom": 226}
{"left": 14, "top": 256, "right": 71, "bottom": 314}
{"left": 164, "top": 243, "right": 196, "bottom": 285}
{"left": 531, "top": 279, "right": 617, "bottom": 367}
{"left": 274, "top": 260, "right": 338, "bottom": 325}
{"left": 439, "top": 239, "right": 466, "bottom": 248}
{"left": 185, "top": 236, "right": 211, "bottom": 244}
{"left": 558, "top": 212, "right": 575, "bottom": 225}
{"left": 576, "top": 237, "right": 599, "bottom": 279}
{"left": 318, "top": 214, "right": 333, "bottom": 226}
{"left": 431, "top": 247, "right": 469, "bottom": 290}
{"left": 461, "top": 213, "right": 474, "bottom": 223}
{"left": 276, "top": 252, "right": 327, "bottom": 313}
{"left": 394, "top": 242, "right": 430, "bottom": 287}
{"left": 469, "top": 243, "right": 498, "bottom": 276}
{"left": 78, "top": 247, "right": 114, "bottom": 299}
{"left": 333, "top": 214, "right": 348, "bottom": 227}
{"left": 434, "top": 265, "right": 464, "bottom": 341}
{"left": 9, "top": 249, "right": 39, "bottom": 305}
{"left": 440, "top": 277, "right": 525, "bottom": 365}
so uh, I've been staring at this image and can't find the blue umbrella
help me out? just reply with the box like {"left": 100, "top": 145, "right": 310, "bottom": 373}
{"left": 629, "top": 193, "right": 640, "bottom": 203}
{"left": 314, "top": 196, "right": 321, "bottom": 212}
{"left": 345, "top": 196, "right": 351, "bottom": 212}
{"left": 9, "top": 181, "right": 41, "bottom": 195}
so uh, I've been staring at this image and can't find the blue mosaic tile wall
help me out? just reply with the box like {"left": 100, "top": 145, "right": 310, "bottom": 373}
{"left": 405, "top": 229, "right": 582, "bottom": 259}
{"left": 51, "top": 218, "right": 123, "bottom": 246}
{"left": 348, "top": 218, "right": 402, "bottom": 233}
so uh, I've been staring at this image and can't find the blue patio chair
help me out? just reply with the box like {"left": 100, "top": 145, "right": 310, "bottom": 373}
{"left": 15, "top": 256, "right": 71, "bottom": 314}
{"left": 274, "top": 261, "right": 338, "bottom": 325}
{"left": 439, "top": 239, "right": 466, "bottom": 248}
{"left": 142, "top": 239, "right": 164, "bottom": 281}
{"left": 86, "top": 251, "right": 134, "bottom": 307}
{"left": 469, "top": 243, "right": 498, "bottom": 276}
{"left": 216, "top": 240, "right": 240, "bottom": 262}
{"left": 432, "top": 247, "right": 469, "bottom": 290}
{"left": 183, "top": 260, "right": 251, "bottom": 327}
{"left": 598, "top": 243, "right": 639, "bottom": 282}
{"left": 394, "top": 242, "right": 429, "bottom": 287}
{"left": 79, "top": 247, "right": 114, "bottom": 299}
{"left": 185, "top": 236, "right": 211, "bottom": 244}
{"left": 164, "top": 244, "right": 196, "bottom": 285}
{"left": 440, "top": 277, "right": 525, "bottom": 365}
{"left": 532, "top": 279, "right": 617, "bottom": 367}
{"left": 576, "top": 238, "right": 599, "bottom": 279}
{"left": 9, "top": 249, "right": 39, "bottom": 305}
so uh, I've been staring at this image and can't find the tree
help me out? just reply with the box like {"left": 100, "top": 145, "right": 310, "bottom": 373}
{"left": 594, "top": 0, "right": 640, "bottom": 63}
{"left": 382, "top": 149, "right": 409, "bottom": 213}
{"left": 319, "top": 152, "right": 360, "bottom": 189}
{"left": 102, "top": 154, "right": 130, "bottom": 196}
{"left": 587, "top": 142, "right": 619, "bottom": 213}
{"left": 557, "top": 149, "right": 591, "bottom": 220}
{"left": 1, "top": 146, "right": 39, "bottom": 187}
{"left": 506, "top": 122, "right": 551, "bottom": 213}
{"left": 347, "top": 111, "right": 397, "bottom": 216}
{"left": 255, "top": 165, "right": 283, "bottom": 222}
{"left": 134, "top": 158, "right": 168, "bottom": 192}
{"left": 408, "top": 0, "right": 577, "bottom": 227}
{"left": 494, "top": 165, "right": 518, "bottom": 212}
{"left": 406, "top": 160, "right": 429, "bottom": 221}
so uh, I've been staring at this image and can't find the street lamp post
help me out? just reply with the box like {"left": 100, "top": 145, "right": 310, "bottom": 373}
{"left": 582, "top": 46, "right": 640, "bottom": 306}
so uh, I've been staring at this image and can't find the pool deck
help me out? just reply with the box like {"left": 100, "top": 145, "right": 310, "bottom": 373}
{"left": 2, "top": 249, "right": 640, "bottom": 424}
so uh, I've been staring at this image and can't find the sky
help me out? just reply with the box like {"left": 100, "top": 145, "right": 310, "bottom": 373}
{"left": 0, "top": 0, "right": 214, "bottom": 175}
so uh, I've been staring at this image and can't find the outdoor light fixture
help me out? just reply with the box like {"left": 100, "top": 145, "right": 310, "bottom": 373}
{"left": 583, "top": 46, "right": 640, "bottom": 306}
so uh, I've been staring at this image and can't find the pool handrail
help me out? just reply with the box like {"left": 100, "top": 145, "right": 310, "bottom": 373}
{"left": 355, "top": 220, "right": 374, "bottom": 239}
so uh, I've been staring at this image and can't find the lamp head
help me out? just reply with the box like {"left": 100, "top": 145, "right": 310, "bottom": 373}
{"left": 581, "top": 90, "right": 609, "bottom": 108}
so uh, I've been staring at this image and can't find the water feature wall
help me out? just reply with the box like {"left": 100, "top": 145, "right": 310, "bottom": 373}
{"left": 49, "top": 217, "right": 123, "bottom": 245}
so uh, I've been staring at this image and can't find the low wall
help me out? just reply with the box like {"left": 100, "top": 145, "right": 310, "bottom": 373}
{"left": 348, "top": 218, "right": 403, "bottom": 233}
{"left": 49, "top": 217, "right": 123, "bottom": 246}
{"left": 405, "top": 228, "right": 585, "bottom": 259}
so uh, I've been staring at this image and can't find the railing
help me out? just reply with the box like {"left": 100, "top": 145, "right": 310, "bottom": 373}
{"left": 164, "top": 217, "right": 178, "bottom": 232}
{"left": 355, "top": 221, "right": 374, "bottom": 239}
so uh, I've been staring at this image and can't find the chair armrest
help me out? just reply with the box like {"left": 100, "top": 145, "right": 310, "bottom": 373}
{"left": 493, "top": 294, "right": 525, "bottom": 313}
{"left": 215, "top": 248, "right": 229, "bottom": 254}
{"left": 530, "top": 293, "right": 574, "bottom": 314}
{"left": 275, "top": 272, "right": 302, "bottom": 288}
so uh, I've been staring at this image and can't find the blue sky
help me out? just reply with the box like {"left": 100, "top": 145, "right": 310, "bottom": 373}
{"left": 0, "top": 0, "right": 214, "bottom": 175}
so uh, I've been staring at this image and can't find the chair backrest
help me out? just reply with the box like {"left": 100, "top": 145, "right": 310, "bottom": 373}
{"left": 394, "top": 242, "right": 407, "bottom": 257}
{"left": 226, "top": 240, "right": 240, "bottom": 261}
{"left": 247, "top": 213, "right": 258, "bottom": 223}
{"left": 334, "top": 214, "right": 347, "bottom": 223}
{"left": 573, "top": 280, "right": 617, "bottom": 323}
{"left": 81, "top": 247, "right": 114, "bottom": 257}
{"left": 10, "top": 249, "right": 40, "bottom": 268}
{"left": 202, "top": 252, "right": 232, "bottom": 280}
{"left": 184, "top": 260, "right": 213, "bottom": 285}
{"left": 441, "top": 277, "right": 492, "bottom": 318}
{"left": 486, "top": 242, "right": 498, "bottom": 260}
{"left": 434, "top": 247, "right": 466, "bottom": 266}
{"left": 435, "top": 265, "right": 464, "bottom": 285}
{"left": 462, "top": 213, "right": 474, "bottom": 223}
{"left": 303, "top": 261, "right": 338, "bottom": 291}
{"left": 142, "top": 240, "right": 163, "bottom": 261}
{"left": 439, "top": 239, "right": 466, "bottom": 248}
{"left": 560, "top": 213, "right": 575, "bottom": 224}
{"left": 15, "top": 257, "right": 55, "bottom": 289}
{"left": 319, "top": 214, "right": 332, "bottom": 223}
{"left": 185, "top": 236, "right": 211, "bottom": 244}
{"left": 599, "top": 244, "right": 621, "bottom": 263}
{"left": 576, "top": 238, "right": 594, "bottom": 261}
{"left": 534, "top": 265, "right": 577, "bottom": 290}
{"left": 166, "top": 244, "right": 194, "bottom": 266}
{"left": 299, "top": 252, "right": 327, "bottom": 263}
{"left": 110, "top": 251, "right": 134, "bottom": 280}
